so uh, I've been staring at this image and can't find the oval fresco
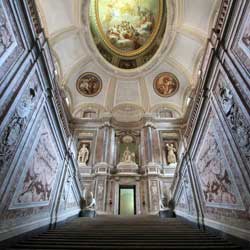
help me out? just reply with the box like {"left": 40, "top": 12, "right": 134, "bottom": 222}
{"left": 93, "top": 0, "right": 164, "bottom": 57}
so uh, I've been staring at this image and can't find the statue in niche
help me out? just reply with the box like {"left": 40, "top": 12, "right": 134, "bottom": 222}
{"left": 122, "top": 146, "right": 135, "bottom": 163}
{"left": 166, "top": 144, "right": 177, "bottom": 164}
{"left": 78, "top": 144, "right": 89, "bottom": 165}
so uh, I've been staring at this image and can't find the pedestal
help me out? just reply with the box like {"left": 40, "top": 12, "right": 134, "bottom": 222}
{"left": 159, "top": 209, "right": 176, "bottom": 218}
{"left": 79, "top": 209, "right": 96, "bottom": 218}
{"left": 117, "top": 162, "right": 138, "bottom": 174}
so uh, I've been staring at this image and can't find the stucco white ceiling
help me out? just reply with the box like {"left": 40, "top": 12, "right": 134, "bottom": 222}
{"left": 36, "top": 0, "right": 221, "bottom": 121}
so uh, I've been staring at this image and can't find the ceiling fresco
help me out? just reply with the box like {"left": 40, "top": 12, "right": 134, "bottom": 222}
{"left": 35, "top": 0, "right": 221, "bottom": 121}
{"left": 90, "top": 0, "right": 166, "bottom": 69}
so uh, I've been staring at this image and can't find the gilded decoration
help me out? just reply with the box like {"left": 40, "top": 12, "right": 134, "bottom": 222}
{"left": 153, "top": 72, "right": 179, "bottom": 97}
{"left": 76, "top": 72, "right": 102, "bottom": 97}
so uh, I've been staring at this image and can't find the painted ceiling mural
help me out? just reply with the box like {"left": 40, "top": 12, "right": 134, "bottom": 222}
{"left": 90, "top": 0, "right": 166, "bottom": 69}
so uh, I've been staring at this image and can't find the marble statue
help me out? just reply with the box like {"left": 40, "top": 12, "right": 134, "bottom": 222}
{"left": 122, "top": 146, "right": 135, "bottom": 163}
{"left": 159, "top": 197, "right": 168, "bottom": 210}
{"left": 86, "top": 192, "right": 96, "bottom": 209}
{"left": 78, "top": 144, "right": 89, "bottom": 165}
{"left": 166, "top": 144, "right": 177, "bottom": 164}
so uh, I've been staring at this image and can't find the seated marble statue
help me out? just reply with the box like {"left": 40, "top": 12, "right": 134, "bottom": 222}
{"left": 122, "top": 146, "right": 135, "bottom": 163}
{"left": 159, "top": 197, "right": 169, "bottom": 211}
{"left": 78, "top": 144, "right": 89, "bottom": 165}
{"left": 85, "top": 192, "right": 96, "bottom": 209}
{"left": 166, "top": 144, "right": 177, "bottom": 164}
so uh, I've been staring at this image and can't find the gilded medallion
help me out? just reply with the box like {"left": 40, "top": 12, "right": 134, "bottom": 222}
{"left": 153, "top": 72, "right": 179, "bottom": 97}
{"left": 76, "top": 72, "right": 102, "bottom": 97}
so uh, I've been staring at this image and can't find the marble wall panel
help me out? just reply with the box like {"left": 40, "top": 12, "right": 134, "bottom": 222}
{"left": 95, "top": 129, "right": 104, "bottom": 163}
{"left": 176, "top": 185, "right": 189, "bottom": 212}
{"left": 10, "top": 118, "right": 60, "bottom": 208}
{"left": 0, "top": 110, "right": 63, "bottom": 230}
{"left": 152, "top": 129, "right": 161, "bottom": 164}
{"left": 194, "top": 112, "right": 244, "bottom": 209}
{"left": 231, "top": 1, "right": 250, "bottom": 81}
{"left": 148, "top": 179, "right": 159, "bottom": 212}
{"left": 183, "top": 169, "right": 196, "bottom": 216}
{"left": 0, "top": 71, "right": 42, "bottom": 194}
{"left": 213, "top": 73, "right": 250, "bottom": 169}
{"left": 193, "top": 109, "right": 250, "bottom": 231}
{"left": 0, "top": 0, "right": 25, "bottom": 83}
{"left": 95, "top": 178, "right": 106, "bottom": 211}
{"left": 59, "top": 169, "right": 78, "bottom": 212}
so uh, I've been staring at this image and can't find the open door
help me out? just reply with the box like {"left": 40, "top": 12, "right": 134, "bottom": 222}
{"left": 119, "top": 186, "right": 136, "bottom": 215}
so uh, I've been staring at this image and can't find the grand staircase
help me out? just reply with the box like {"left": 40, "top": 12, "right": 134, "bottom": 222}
{"left": 7, "top": 216, "right": 242, "bottom": 249}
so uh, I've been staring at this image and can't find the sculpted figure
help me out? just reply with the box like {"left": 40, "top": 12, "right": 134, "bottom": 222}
{"left": 166, "top": 144, "right": 177, "bottom": 164}
{"left": 122, "top": 146, "right": 135, "bottom": 163}
{"left": 86, "top": 192, "right": 96, "bottom": 209}
{"left": 78, "top": 144, "right": 89, "bottom": 164}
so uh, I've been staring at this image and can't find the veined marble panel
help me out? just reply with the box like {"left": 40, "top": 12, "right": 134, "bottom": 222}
{"left": 10, "top": 117, "right": 60, "bottom": 208}
{"left": 176, "top": 185, "right": 188, "bottom": 212}
{"left": 214, "top": 75, "right": 250, "bottom": 167}
{"left": 0, "top": 73, "right": 42, "bottom": 192}
{"left": 0, "top": 0, "right": 24, "bottom": 82}
{"left": 231, "top": 1, "right": 250, "bottom": 78}
{"left": 194, "top": 113, "right": 244, "bottom": 210}
{"left": 183, "top": 169, "right": 196, "bottom": 215}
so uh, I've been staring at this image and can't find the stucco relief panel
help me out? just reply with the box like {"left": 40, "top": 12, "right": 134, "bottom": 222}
{"left": 194, "top": 113, "right": 244, "bottom": 210}
{"left": 0, "top": 2, "right": 15, "bottom": 58}
{"left": 231, "top": 2, "right": 250, "bottom": 78}
{"left": 0, "top": 73, "right": 42, "bottom": 192}
{"left": 11, "top": 118, "right": 60, "bottom": 208}
{"left": 214, "top": 74, "right": 250, "bottom": 167}
{"left": 0, "top": 0, "right": 24, "bottom": 81}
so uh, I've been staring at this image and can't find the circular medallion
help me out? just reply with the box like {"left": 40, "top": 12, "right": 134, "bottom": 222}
{"left": 153, "top": 72, "right": 179, "bottom": 97}
{"left": 76, "top": 72, "right": 102, "bottom": 97}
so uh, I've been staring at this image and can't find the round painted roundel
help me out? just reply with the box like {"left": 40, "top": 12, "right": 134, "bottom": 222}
{"left": 76, "top": 72, "right": 102, "bottom": 97}
{"left": 153, "top": 72, "right": 179, "bottom": 97}
{"left": 89, "top": 0, "right": 166, "bottom": 69}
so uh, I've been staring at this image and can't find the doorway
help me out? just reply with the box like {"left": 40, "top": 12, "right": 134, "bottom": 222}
{"left": 119, "top": 186, "right": 136, "bottom": 215}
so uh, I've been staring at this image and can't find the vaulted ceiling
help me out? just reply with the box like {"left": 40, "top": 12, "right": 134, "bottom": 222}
{"left": 35, "top": 0, "right": 221, "bottom": 122}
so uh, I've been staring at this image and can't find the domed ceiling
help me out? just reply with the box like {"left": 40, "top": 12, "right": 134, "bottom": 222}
{"left": 35, "top": 0, "right": 221, "bottom": 123}
{"left": 89, "top": 0, "right": 167, "bottom": 69}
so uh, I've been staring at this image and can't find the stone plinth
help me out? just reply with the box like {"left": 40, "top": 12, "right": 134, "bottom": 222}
{"left": 163, "top": 163, "right": 177, "bottom": 177}
{"left": 159, "top": 209, "right": 176, "bottom": 218}
{"left": 79, "top": 209, "right": 96, "bottom": 218}
{"left": 117, "top": 162, "right": 138, "bottom": 174}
